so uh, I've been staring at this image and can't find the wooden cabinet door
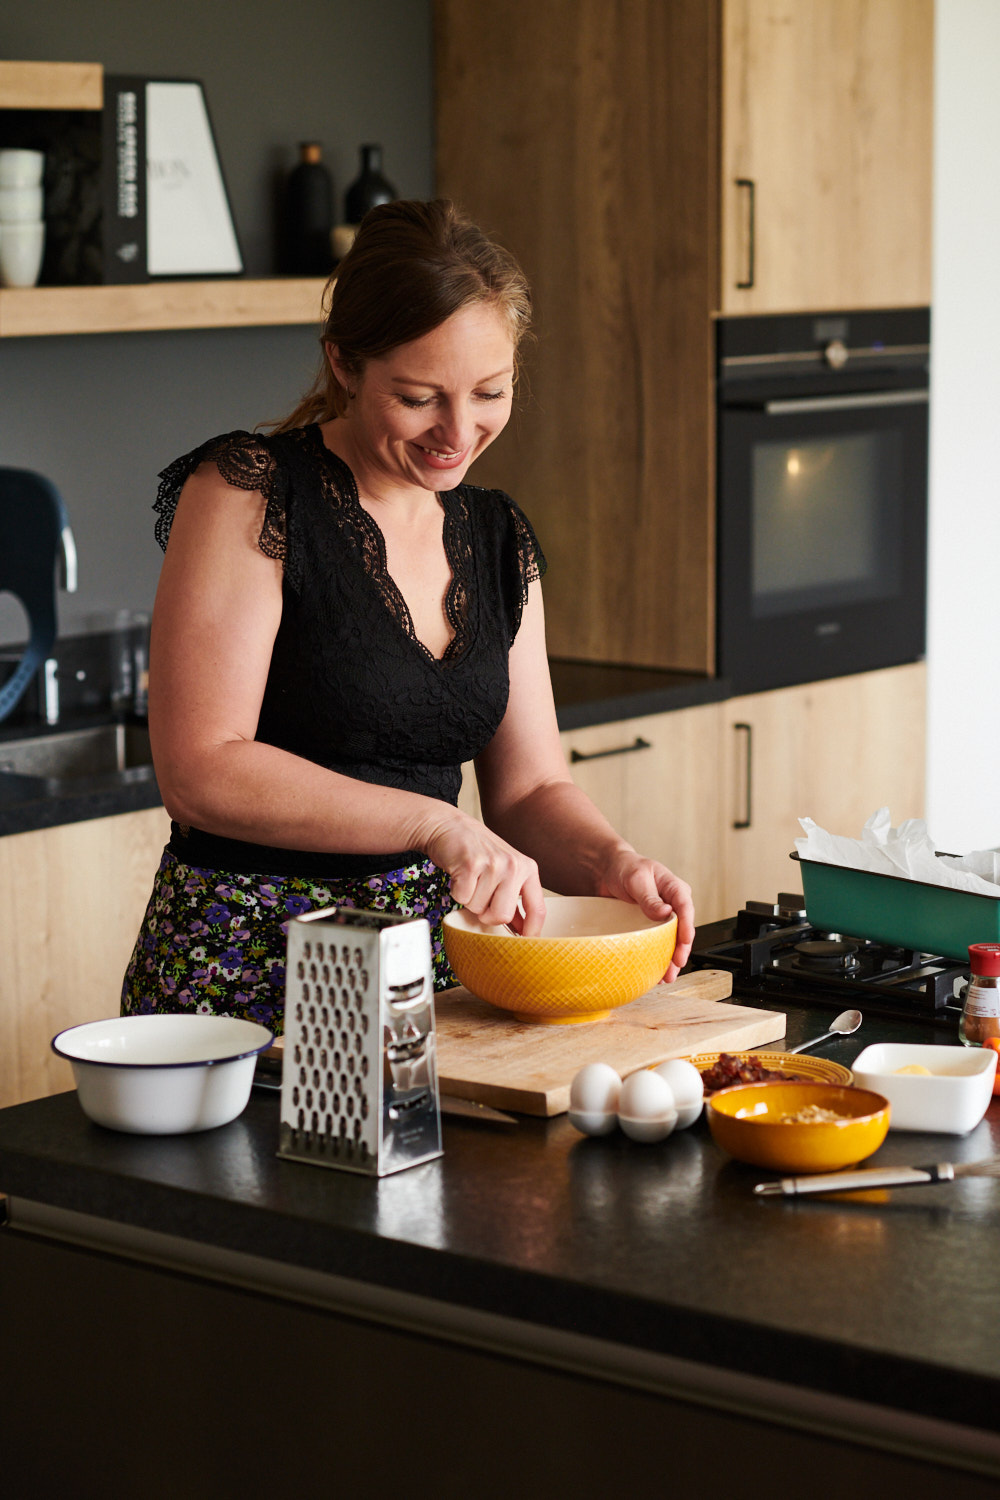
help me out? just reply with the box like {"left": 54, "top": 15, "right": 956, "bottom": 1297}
{"left": 720, "top": 662, "right": 926, "bottom": 912}
{"left": 435, "top": 0, "right": 719, "bottom": 675}
{"left": 720, "top": 0, "right": 934, "bottom": 313}
{"left": 0, "top": 805, "right": 171, "bottom": 1108}
{"left": 561, "top": 704, "right": 727, "bottom": 925}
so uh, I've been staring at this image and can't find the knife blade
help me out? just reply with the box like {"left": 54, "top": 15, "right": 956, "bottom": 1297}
{"left": 440, "top": 1093, "right": 518, "bottom": 1126}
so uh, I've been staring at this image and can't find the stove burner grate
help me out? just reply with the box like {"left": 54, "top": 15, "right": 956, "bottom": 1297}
{"left": 690, "top": 899, "right": 967, "bottom": 1020}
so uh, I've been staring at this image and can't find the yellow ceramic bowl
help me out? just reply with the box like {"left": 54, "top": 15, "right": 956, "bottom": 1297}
{"left": 708, "top": 1082, "right": 890, "bottom": 1173}
{"left": 442, "top": 896, "right": 677, "bottom": 1024}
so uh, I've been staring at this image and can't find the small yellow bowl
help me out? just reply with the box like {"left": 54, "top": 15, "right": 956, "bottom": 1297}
{"left": 708, "top": 1082, "right": 890, "bottom": 1173}
{"left": 442, "top": 896, "right": 677, "bottom": 1024}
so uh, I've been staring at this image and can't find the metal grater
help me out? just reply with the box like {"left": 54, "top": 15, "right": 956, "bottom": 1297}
{"left": 278, "top": 906, "right": 443, "bottom": 1176}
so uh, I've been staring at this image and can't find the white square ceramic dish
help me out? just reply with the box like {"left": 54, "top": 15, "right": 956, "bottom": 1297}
{"left": 850, "top": 1042, "right": 996, "bottom": 1134}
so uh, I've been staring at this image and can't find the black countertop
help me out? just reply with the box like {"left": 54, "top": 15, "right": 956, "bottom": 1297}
{"left": 548, "top": 659, "right": 728, "bottom": 731}
{"left": 0, "top": 663, "right": 726, "bottom": 837}
{"left": 2, "top": 977, "right": 999, "bottom": 1456}
{"left": 0, "top": 760, "right": 162, "bottom": 837}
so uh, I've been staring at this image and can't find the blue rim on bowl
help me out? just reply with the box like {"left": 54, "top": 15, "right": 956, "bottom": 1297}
{"left": 51, "top": 1015, "right": 274, "bottom": 1070}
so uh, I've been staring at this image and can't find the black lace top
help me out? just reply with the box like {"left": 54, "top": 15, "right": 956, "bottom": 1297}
{"left": 153, "top": 424, "right": 547, "bottom": 877}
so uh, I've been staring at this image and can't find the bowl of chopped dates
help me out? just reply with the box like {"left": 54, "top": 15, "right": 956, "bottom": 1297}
{"left": 690, "top": 1051, "right": 853, "bottom": 1095}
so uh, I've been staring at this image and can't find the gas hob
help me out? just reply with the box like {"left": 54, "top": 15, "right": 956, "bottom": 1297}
{"left": 688, "top": 894, "right": 968, "bottom": 1023}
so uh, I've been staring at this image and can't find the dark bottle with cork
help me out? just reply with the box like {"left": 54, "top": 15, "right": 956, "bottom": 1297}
{"left": 283, "top": 141, "right": 334, "bottom": 275}
{"left": 343, "top": 144, "right": 397, "bottom": 225}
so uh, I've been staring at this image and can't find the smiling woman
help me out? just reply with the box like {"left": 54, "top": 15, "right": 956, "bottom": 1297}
{"left": 120, "top": 199, "right": 694, "bottom": 1032}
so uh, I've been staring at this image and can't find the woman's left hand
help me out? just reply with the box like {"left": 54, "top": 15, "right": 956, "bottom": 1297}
{"left": 598, "top": 854, "right": 695, "bottom": 983}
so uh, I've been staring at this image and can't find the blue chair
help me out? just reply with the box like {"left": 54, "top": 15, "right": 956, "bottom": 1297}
{"left": 0, "top": 468, "right": 77, "bottom": 723}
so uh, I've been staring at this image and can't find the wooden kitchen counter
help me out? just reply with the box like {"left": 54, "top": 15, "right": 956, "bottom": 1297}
{"left": 0, "top": 993, "right": 998, "bottom": 1498}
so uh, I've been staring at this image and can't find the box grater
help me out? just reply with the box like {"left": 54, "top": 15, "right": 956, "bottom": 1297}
{"left": 278, "top": 906, "right": 443, "bottom": 1176}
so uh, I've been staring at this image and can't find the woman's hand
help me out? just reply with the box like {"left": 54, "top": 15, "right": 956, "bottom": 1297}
{"left": 415, "top": 807, "right": 547, "bottom": 934}
{"left": 598, "top": 852, "right": 695, "bottom": 983}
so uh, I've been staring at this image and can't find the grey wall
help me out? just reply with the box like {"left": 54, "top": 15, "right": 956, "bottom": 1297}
{"left": 1, "top": 1, "right": 433, "bottom": 641}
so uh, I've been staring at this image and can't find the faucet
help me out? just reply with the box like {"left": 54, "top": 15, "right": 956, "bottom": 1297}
{"left": 39, "top": 523, "right": 80, "bottom": 725}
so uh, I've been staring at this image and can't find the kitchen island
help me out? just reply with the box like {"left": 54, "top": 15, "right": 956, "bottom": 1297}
{"left": 2, "top": 988, "right": 999, "bottom": 1500}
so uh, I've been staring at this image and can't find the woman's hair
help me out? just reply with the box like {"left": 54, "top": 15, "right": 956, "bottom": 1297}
{"left": 268, "top": 199, "right": 533, "bottom": 433}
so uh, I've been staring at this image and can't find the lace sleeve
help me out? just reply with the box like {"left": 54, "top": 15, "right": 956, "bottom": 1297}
{"left": 153, "top": 430, "right": 290, "bottom": 570}
{"left": 508, "top": 495, "right": 547, "bottom": 593}
{"left": 491, "top": 489, "right": 548, "bottom": 643}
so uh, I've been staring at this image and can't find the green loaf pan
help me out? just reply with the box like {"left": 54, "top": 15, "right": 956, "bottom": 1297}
{"left": 793, "top": 855, "right": 1000, "bottom": 961}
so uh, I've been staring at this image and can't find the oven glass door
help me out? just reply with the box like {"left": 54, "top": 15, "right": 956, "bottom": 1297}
{"left": 717, "top": 389, "right": 928, "bottom": 694}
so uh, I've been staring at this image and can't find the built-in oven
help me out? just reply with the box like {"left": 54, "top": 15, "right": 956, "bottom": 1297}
{"left": 715, "top": 307, "right": 930, "bottom": 695}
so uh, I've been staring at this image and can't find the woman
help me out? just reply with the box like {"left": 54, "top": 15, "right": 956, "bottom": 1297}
{"left": 122, "top": 199, "right": 693, "bottom": 1031}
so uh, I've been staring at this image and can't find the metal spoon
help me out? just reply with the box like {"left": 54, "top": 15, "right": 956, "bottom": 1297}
{"left": 786, "top": 1008, "right": 862, "bottom": 1054}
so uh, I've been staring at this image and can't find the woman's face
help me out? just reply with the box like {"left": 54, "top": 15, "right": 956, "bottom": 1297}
{"left": 328, "top": 302, "right": 516, "bottom": 495}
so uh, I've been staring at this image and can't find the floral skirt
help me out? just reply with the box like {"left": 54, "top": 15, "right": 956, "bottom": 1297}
{"left": 120, "top": 848, "right": 458, "bottom": 1035}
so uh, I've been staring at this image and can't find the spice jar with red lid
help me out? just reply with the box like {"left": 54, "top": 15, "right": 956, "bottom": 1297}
{"left": 960, "top": 943, "right": 1000, "bottom": 1045}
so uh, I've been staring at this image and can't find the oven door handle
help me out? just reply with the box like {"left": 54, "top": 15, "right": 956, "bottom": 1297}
{"left": 762, "top": 389, "right": 929, "bottom": 415}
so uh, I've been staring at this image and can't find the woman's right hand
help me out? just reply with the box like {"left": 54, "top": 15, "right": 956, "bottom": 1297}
{"left": 415, "top": 807, "right": 547, "bottom": 934}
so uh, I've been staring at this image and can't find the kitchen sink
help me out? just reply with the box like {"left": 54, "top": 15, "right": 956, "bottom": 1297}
{"left": 0, "top": 723, "right": 154, "bottom": 781}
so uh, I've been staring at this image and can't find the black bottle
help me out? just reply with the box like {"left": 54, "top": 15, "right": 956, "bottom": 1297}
{"left": 284, "top": 141, "right": 334, "bottom": 275}
{"left": 343, "top": 144, "right": 397, "bottom": 225}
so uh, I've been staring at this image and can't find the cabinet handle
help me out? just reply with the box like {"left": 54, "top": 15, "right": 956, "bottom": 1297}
{"left": 733, "top": 722, "right": 752, "bottom": 829}
{"left": 735, "top": 178, "right": 755, "bottom": 289}
{"left": 569, "top": 735, "right": 652, "bottom": 764}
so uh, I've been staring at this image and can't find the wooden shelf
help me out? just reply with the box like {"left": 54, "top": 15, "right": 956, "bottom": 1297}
{"left": 0, "top": 60, "right": 102, "bottom": 111}
{"left": 0, "top": 278, "right": 330, "bottom": 337}
{"left": 1, "top": 63, "right": 329, "bottom": 338}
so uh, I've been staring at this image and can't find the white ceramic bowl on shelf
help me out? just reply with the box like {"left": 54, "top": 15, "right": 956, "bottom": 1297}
{"left": 850, "top": 1042, "right": 996, "bottom": 1134}
{"left": 0, "top": 184, "right": 43, "bottom": 222}
{"left": 0, "top": 220, "right": 45, "bottom": 288}
{"left": 51, "top": 1014, "right": 274, "bottom": 1135}
{"left": 0, "top": 148, "right": 45, "bottom": 188}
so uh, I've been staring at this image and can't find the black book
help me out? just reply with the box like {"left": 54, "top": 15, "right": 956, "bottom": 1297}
{"left": 100, "top": 75, "right": 148, "bottom": 282}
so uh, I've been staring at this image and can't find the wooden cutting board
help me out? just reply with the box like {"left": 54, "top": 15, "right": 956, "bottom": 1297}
{"left": 434, "top": 969, "right": 785, "bottom": 1116}
{"left": 265, "top": 970, "right": 787, "bottom": 1119}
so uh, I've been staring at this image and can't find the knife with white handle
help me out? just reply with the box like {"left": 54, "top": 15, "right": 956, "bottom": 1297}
{"left": 754, "top": 1159, "right": 1000, "bottom": 1197}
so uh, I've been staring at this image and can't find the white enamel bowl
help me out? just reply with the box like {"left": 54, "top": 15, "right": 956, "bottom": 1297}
{"left": 51, "top": 1014, "right": 274, "bottom": 1134}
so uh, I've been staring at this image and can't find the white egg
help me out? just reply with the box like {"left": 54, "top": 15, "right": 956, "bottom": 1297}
{"left": 570, "top": 1062, "right": 622, "bottom": 1116}
{"left": 618, "top": 1069, "right": 678, "bottom": 1143}
{"left": 653, "top": 1058, "right": 705, "bottom": 1129}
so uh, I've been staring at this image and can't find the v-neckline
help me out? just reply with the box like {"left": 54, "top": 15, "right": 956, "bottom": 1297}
{"left": 308, "top": 423, "right": 470, "bottom": 666}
